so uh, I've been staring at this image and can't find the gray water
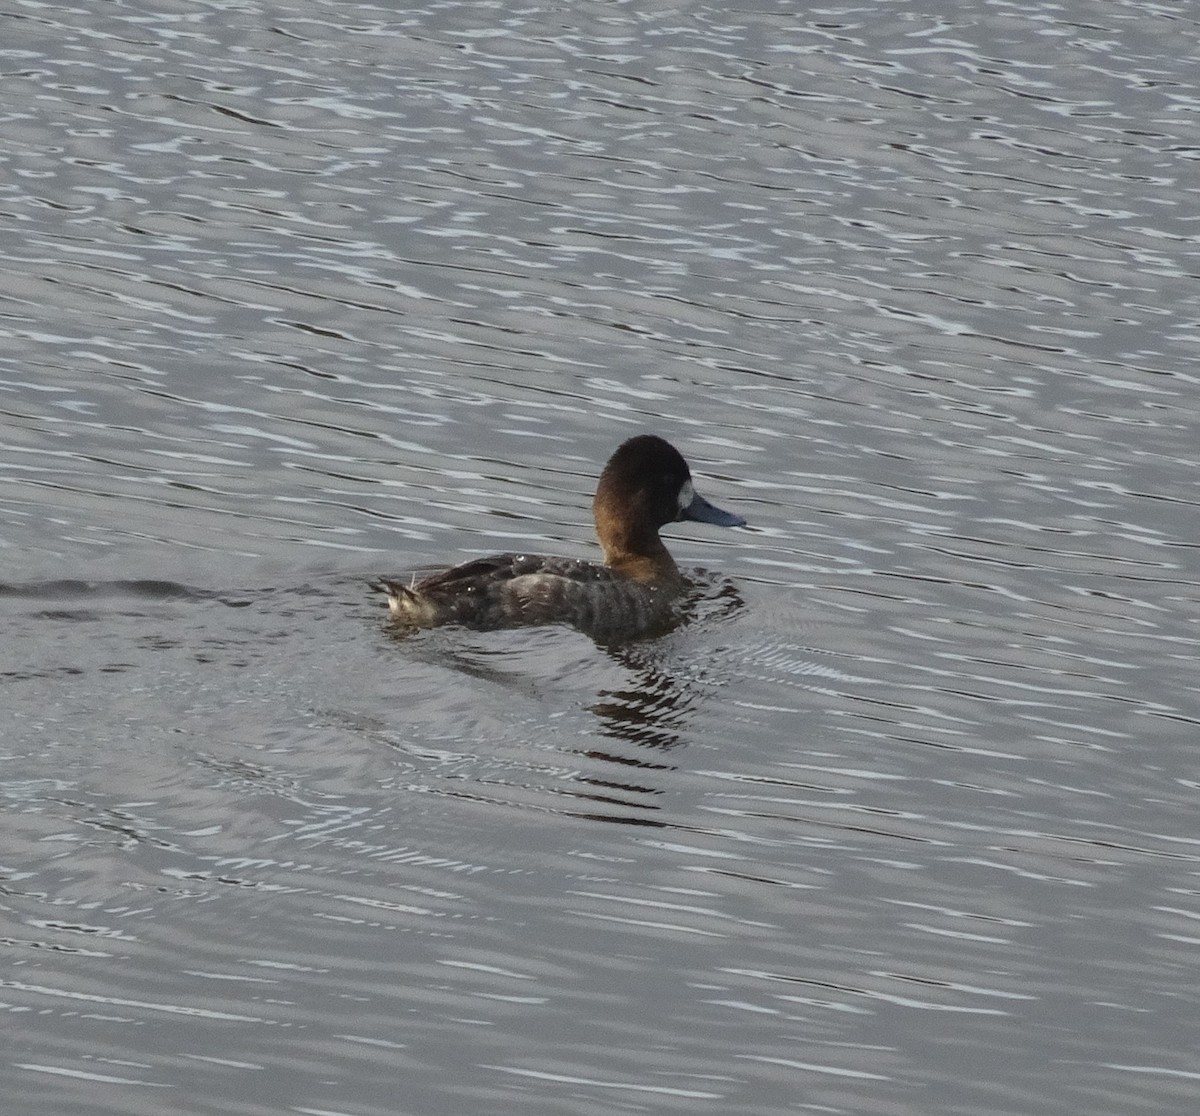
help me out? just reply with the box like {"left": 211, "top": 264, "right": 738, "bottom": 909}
{"left": 3, "top": 2, "right": 1199, "bottom": 1113}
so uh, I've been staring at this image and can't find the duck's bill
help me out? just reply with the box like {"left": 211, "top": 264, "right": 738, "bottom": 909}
{"left": 682, "top": 490, "right": 746, "bottom": 528}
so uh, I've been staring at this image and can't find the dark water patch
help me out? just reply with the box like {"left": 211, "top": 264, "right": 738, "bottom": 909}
{"left": 0, "top": 578, "right": 206, "bottom": 602}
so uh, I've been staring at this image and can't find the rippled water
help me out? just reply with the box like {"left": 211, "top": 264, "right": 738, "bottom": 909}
{"left": 3, "top": 2, "right": 1199, "bottom": 1113}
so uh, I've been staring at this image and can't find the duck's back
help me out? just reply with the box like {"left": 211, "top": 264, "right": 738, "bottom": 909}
{"left": 382, "top": 553, "right": 680, "bottom": 642}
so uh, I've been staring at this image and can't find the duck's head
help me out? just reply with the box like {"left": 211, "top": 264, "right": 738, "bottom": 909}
{"left": 592, "top": 434, "right": 745, "bottom": 575}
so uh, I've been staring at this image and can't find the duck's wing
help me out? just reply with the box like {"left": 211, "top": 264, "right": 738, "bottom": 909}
{"left": 377, "top": 553, "right": 680, "bottom": 640}
{"left": 412, "top": 553, "right": 614, "bottom": 592}
{"left": 377, "top": 554, "right": 618, "bottom": 627}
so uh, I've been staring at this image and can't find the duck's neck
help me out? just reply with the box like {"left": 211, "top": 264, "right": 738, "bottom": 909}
{"left": 599, "top": 527, "right": 681, "bottom": 584}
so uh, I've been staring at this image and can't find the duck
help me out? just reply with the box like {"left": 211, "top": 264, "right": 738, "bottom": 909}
{"left": 378, "top": 434, "right": 745, "bottom": 642}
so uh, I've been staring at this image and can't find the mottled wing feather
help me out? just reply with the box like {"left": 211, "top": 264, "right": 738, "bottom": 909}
{"left": 381, "top": 553, "right": 677, "bottom": 640}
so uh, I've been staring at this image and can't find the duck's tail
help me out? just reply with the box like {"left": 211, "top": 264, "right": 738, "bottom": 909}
{"left": 374, "top": 578, "right": 436, "bottom": 623}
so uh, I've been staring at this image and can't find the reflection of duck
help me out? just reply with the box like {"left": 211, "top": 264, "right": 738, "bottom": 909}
{"left": 379, "top": 435, "right": 745, "bottom": 643}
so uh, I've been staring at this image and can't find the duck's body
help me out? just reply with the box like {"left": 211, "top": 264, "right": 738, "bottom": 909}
{"left": 379, "top": 435, "right": 745, "bottom": 642}
{"left": 384, "top": 551, "right": 681, "bottom": 643}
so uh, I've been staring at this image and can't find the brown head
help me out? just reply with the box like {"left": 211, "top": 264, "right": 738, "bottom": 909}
{"left": 592, "top": 435, "right": 745, "bottom": 581}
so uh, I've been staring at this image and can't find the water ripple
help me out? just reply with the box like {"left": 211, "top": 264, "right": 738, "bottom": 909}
{"left": 4, "top": 3, "right": 1200, "bottom": 1115}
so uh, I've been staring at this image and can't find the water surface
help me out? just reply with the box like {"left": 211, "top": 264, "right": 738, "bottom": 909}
{"left": 3, "top": 2, "right": 1199, "bottom": 1114}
